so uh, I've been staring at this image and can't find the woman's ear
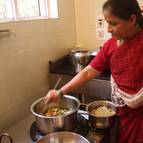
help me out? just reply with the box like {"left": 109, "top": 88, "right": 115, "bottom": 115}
{"left": 129, "top": 14, "right": 137, "bottom": 25}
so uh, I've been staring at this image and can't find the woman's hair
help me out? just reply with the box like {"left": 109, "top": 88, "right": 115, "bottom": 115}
{"left": 103, "top": 0, "right": 143, "bottom": 28}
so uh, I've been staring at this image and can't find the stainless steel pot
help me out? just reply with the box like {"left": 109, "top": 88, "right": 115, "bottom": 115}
{"left": 70, "top": 49, "right": 93, "bottom": 73}
{"left": 74, "top": 51, "right": 91, "bottom": 66}
{"left": 86, "top": 100, "right": 116, "bottom": 129}
{"left": 30, "top": 95, "right": 80, "bottom": 134}
{"left": 36, "top": 132, "right": 89, "bottom": 143}
{"left": 73, "top": 51, "right": 93, "bottom": 73}
{"left": 69, "top": 48, "right": 84, "bottom": 66}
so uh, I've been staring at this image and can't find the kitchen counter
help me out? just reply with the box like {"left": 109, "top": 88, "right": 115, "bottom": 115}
{"left": 3, "top": 114, "right": 34, "bottom": 143}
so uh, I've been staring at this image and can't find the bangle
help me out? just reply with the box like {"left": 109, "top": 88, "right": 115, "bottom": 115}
{"left": 57, "top": 89, "right": 64, "bottom": 98}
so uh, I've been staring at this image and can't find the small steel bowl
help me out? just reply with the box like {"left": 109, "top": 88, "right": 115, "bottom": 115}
{"left": 86, "top": 100, "right": 116, "bottom": 129}
{"left": 36, "top": 132, "right": 89, "bottom": 143}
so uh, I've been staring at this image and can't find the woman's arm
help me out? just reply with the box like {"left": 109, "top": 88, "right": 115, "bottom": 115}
{"left": 45, "top": 65, "right": 101, "bottom": 103}
{"left": 61, "top": 65, "right": 101, "bottom": 94}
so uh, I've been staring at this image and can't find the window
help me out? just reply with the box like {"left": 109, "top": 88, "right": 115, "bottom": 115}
{"left": 0, "top": 0, "right": 58, "bottom": 21}
{"left": 0, "top": 0, "right": 8, "bottom": 19}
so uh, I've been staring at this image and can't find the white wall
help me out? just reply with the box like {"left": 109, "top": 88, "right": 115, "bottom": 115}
{"left": 0, "top": 0, "right": 76, "bottom": 131}
{"left": 74, "top": 0, "right": 107, "bottom": 51}
{"left": 138, "top": 0, "right": 143, "bottom": 4}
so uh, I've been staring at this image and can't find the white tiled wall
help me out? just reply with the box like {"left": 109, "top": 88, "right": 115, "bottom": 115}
{"left": 0, "top": 0, "right": 76, "bottom": 131}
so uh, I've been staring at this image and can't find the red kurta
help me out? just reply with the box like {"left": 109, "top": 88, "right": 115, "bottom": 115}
{"left": 90, "top": 29, "right": 143, "bottom": 143}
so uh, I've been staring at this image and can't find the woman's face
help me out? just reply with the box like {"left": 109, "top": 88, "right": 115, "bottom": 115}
{"left": 103, "top": 8, "right": 137, "bottom": 40}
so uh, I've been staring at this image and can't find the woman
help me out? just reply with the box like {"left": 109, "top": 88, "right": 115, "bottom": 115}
{"left": 45, "top": 0, "right": 143, "bottom": 142}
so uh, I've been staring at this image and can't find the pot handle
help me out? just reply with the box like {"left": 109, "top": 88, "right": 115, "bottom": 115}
{"left": 0, "top": 133, "right": 13, "bottom": 143}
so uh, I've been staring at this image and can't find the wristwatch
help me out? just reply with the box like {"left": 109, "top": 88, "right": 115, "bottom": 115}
{"left": 57, "top": 89, "right": 64, "bottom": 98}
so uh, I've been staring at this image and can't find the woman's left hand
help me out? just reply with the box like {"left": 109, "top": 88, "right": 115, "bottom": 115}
{"left": 122, "top": 94, "right": 143, "bottom": 108}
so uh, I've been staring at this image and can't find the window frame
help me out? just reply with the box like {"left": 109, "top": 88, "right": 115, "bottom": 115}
{"left": 0, "top": 0, "right": 58, "bottom": 23}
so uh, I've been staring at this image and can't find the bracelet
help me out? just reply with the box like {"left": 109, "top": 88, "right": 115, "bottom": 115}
{"left": 57, "top": 89, "right": 64, "bottom": 98}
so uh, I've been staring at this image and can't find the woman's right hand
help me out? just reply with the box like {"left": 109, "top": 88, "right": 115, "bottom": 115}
{"left": 44, "top": 89, "right": 60, "bottom": 104}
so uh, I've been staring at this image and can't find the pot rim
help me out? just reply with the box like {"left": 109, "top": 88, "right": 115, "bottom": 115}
{"left": 86, "top": 100, "right": 117, "bottom": 118}
{"left": 36, "top": 131, "right": 89, "bottom": 143}
{"left": 30, "top": 95, "right": 80, "bottom": 118}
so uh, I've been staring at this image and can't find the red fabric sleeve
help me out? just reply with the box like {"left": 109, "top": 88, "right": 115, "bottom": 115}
{"left": 89, "top": 37, "right": 117, "bottom": 72}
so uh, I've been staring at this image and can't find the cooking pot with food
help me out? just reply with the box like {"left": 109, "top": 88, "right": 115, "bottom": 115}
{"left": 86, "top": 100, "right": 116, "bottom": 129}
{"left": 30, "top": 95, "right": 80, "bottom": 134}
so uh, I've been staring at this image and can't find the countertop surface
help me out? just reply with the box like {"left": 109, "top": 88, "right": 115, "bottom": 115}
{"left": 3, "top": 114, "right": 34, "bottom": 143}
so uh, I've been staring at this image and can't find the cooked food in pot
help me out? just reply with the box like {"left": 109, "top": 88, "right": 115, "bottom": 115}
{"left": 44, "top": 107, "right": 72, "bottom": 117}
{"left": 90, "top": 106, "right": 115, "bottom": 117}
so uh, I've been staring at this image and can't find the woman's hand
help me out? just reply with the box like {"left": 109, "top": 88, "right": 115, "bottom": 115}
{"left": 44, "top": 89, "right": 61, "bottom": 104}
{"left": 126, "top": 101, "right": 143, "bottom": 109}
{"left": 122, "top": 92, "right": 143, "bottom": 109}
